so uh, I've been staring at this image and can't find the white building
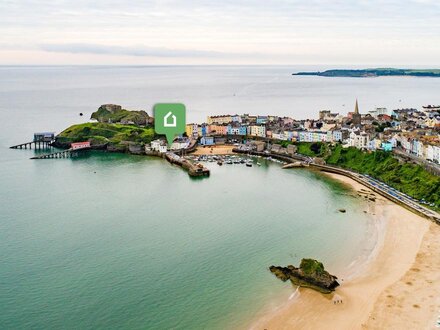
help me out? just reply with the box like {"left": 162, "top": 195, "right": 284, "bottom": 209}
{"left": 170, "top": 141, "right": 189, "bottom": 151}
{"left": 150, "top": 139, "right": 168, "bottom": 153}
{"left": 272, "top": 132, "right": 287, "bottom": 141}
{"left": 349, "top": 131, "right": 370, "bottom": 149}
{"left": 426, "top": 144, "right": 440, "bottom": 163}
{"left": 434, "top": 145, "right": 440, "bottom": 163}
{"left": 369, "top": 107, "right": 388, "bottom": 118}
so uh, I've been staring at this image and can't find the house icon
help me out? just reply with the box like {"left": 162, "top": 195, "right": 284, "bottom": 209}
{"left": 163, "top": 111, "right": 177, "bottom": 127}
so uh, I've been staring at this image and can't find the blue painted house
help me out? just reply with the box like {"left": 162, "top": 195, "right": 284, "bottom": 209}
{"left": 201, "top": 124, "right": 209, "bottom": 137}
{"left": 200, "top": 136, "right": 214, "bottom": 145}
{"left": 256, "top": 116, "right": 268, "bottom": 124}
{"left": 226, "top": 124, "right": 233, "bottom": 135}
{"left": 381, "top": 142, "right": 393, "bottom": 151}
{"left": 332, "top": 130, "right": 343, "bottom": 142}
{"left": 227, "top": 124, "right": 247, "bottom": 135}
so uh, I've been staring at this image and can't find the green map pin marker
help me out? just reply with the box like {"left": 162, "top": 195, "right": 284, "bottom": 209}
{"left": 154, "top": 103, "right": 186, "bottom": 146}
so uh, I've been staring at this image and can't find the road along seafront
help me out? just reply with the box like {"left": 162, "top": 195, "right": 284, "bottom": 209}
{"left": 232, "top": 148, "right": 440, "bottom": 224}
{"left": 250, "top": 172, "right": 440, "bottom": 330}
{"left": 190, "top": 146, "right": 440, "bottom": 328}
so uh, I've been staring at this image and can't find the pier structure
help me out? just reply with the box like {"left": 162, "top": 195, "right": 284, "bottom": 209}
{"left": 164, "top": 152, "right": 210, "bottom": 177}
{"left": 30, "top": 148, "right": 84, "bottom": 159}
{"left": 31, "top": 141, "right": 91, "bottom": 159}
{"left": 10, "top": 132, "right": 55, "bottom": 150}
{"left": 10, "top": 141, "right": 53, "bottom": 149}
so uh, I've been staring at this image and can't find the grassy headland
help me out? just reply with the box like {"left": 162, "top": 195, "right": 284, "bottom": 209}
{"left": 293, "top": 68, "right": 440, "bottom": 77}
{"left": 54, "top": 105, "right": 157, "bottom": 152}
{"left": 55, "top": 122, "right": 156, "bottom": 151}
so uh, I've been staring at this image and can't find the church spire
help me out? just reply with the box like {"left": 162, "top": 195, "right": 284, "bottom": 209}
{"left": 352, "top": 99, "right": 361, "bottom": 126}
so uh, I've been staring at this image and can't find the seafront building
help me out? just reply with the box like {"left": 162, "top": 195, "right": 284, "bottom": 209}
{"left": 150, "top": 139, "right": 168, "bottom": 153}
{"left": 171, "top": 100, "right": 440, "bottom": 163}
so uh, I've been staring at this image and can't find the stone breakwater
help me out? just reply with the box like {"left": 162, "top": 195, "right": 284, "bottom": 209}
{"left": 163, "top": 152, "right": 210, "bottom": 177}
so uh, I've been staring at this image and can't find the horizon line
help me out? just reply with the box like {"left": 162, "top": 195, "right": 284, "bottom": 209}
{"left": 1, "top": 64, "right": 440, "bottom": 68}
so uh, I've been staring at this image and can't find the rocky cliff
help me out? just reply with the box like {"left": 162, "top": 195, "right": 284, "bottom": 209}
{"left": 91, "top": 104, "right": 153, "bottom": 126}
{"left": 269, "top": 258, "right": 339, "bottom": 294}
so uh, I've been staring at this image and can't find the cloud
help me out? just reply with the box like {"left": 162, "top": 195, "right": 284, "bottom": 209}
{"left": 1, "top": 0, "right": 440, "bottom": 64}
{"left": 39, "top": 43, "right": 262, "bottom": 58}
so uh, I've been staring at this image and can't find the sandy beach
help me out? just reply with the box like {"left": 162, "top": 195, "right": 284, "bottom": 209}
{"left": 251, "top": 172, "right": 440, "bottom": 330}
{"left": 192, "top": 145, "right": 236, "bottom": 155}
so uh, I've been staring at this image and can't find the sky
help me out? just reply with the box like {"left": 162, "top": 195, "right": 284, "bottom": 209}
{"left": 1, "top": 0, "right": 440, "bottom": 65}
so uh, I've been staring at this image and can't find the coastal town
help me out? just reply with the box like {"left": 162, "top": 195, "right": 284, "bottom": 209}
{"left": 5, "top": 0, "right": 440, "bottom": 328}
{"left": 146, "top": 101, "right": 440, "bottom": 222}
{"left": 147, "top": 100, "right": 440, "bottom": 169}
{"left": 7, "top": 100, "right": 440, "bottom": 330}
{"left": 10, "top": 101, "right": 440, "bottom": 222}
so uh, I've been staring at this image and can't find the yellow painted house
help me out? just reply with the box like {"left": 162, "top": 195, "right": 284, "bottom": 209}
{"left": 185, "top": 123, "right": 199, "bottom": 138}
{"left": 207, "top": 115, "right": 232, "bottom": 125}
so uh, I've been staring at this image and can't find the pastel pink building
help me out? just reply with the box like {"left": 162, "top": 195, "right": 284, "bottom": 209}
{"left": 71, "top": 141, "right": 91, "bottom": 150}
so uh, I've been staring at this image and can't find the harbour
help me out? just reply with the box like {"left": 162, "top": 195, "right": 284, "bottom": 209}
{"left": 0, "top": 147, "right": 377, "bottom": 329}
{"left": 2, "top": 65, "right": 440, "bottom": 330}
{"left": 9, "top": 134, "right": 439, "bottom": 222}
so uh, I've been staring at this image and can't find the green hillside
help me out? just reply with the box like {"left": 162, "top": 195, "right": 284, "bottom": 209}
{"left": 325, "top": 145, "right": 440, "bottom": 209}
{"left": 55, "top": 122, "right": 156, "bottom": 149}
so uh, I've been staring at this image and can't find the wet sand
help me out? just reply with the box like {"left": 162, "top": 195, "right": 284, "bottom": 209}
{"left": 250, "top": 172, "right": 439, "bottom": 329}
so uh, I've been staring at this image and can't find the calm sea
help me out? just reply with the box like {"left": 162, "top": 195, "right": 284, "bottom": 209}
{"left": 0, "top": 66, "right": 438, "bottom": 329}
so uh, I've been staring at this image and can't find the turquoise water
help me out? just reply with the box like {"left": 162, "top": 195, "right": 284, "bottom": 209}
{"left": 0, "top": 150, "right": 374, "bottom": 329}
{"left": 1, "top": 65, "right": 425, "bottom": 329}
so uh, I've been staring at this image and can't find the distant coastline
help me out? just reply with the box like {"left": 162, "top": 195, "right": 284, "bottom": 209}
{"left": 293, "top": 68, "right": 440, "bottom": 78}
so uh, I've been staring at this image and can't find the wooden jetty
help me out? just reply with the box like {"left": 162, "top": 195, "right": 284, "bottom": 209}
{"left": 10, "top": 132, "right": 55, "bottom": 150}
{"left": 30, "top": 142, "right": 92, "bottom": 159}
{"left": 10, "top": 140, "right": 53, "bottom": 149}
{"left": 30, "top": 148, "right": 89, "bottom": 159}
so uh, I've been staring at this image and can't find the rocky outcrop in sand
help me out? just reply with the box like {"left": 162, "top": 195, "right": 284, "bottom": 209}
{"left": 269, "top": 258, "right": 339, "bottom": 294}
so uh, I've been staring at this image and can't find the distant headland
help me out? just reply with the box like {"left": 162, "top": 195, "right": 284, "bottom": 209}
{"left": 293, "top": 68, "right": 440, "bottom": 78}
